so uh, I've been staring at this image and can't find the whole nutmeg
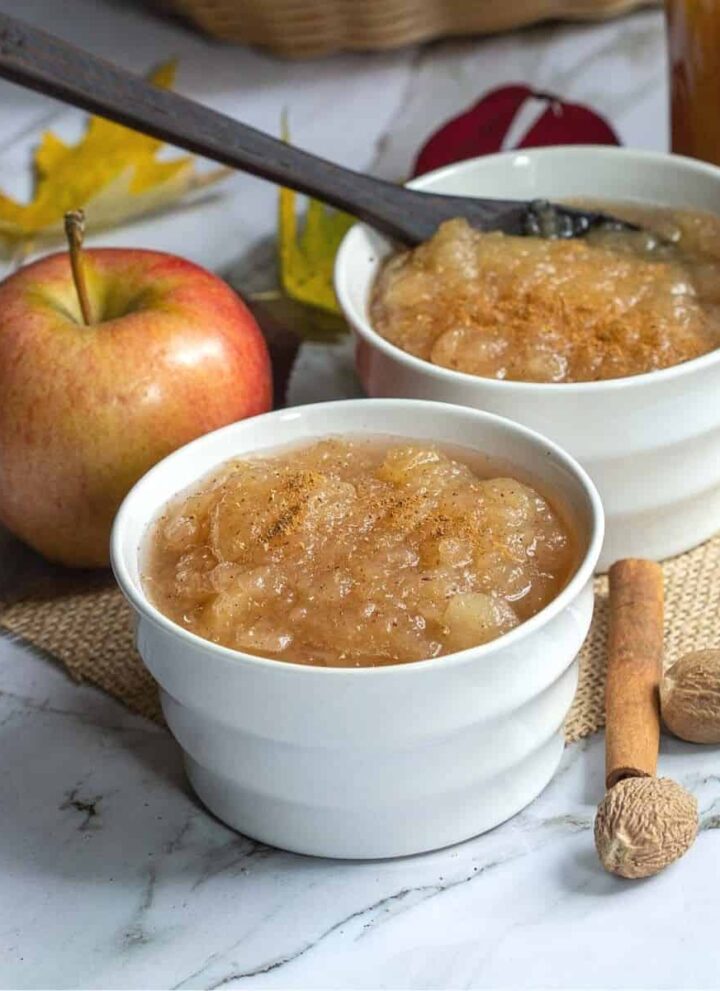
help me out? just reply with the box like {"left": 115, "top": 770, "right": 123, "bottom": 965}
{"left": 661, "top": 649, "right": 720, "bottom": 743}
{"left": 594, "top": 776, "right": 698, "bottom": 879}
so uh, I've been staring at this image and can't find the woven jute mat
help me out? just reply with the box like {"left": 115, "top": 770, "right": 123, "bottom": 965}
{"left": 2, "top": 530, "right": 719, "bottom": 743}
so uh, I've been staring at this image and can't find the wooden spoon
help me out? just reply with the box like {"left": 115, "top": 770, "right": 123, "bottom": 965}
{"left": 0, "top": 12, "right": 637, "bottom": 245}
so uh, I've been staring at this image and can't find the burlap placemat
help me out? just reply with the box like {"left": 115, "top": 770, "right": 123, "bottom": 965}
{"left": 2, "top": 531, "right": 719, "bottom": 743}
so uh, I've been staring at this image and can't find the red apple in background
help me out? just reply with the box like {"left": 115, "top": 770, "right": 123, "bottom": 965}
{"left": 0, "top": 213, "right": 272, "bottom": 567}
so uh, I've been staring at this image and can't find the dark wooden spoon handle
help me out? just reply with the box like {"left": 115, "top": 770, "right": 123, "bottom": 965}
{"left": 0, "top": 13, "right": 637, "bottom": 244}
{"left": 0, "top": 12, "right": 535, "bottom": 243}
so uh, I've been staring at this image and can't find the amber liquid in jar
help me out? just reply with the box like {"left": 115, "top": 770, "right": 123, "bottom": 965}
{"left": 143, "top": 437, "right": 579, "bottom": 668}
{"left": 666, "top": 0, "right": 720, "bottom": 164}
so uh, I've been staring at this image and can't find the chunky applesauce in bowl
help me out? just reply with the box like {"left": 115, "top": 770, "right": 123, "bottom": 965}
{"left": 143, "top": 436, "right": 578, "bottom": 668}
{"left": 370, "top": 205, "right": 720, "bottom": 384}
{"left": 112, "top": 399, "right": 603, "bottom": 857}
{"left": 336, "top": 148, "right": 720, "bottom": 568}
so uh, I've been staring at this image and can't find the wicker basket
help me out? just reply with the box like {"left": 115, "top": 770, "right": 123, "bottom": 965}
{"left": 153, "top": 0, "right": 656, "bottom": 57}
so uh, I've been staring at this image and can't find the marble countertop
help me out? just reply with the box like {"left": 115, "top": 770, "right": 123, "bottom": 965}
{"left": 3, "top": 2, "right": 720, "bottom": 988}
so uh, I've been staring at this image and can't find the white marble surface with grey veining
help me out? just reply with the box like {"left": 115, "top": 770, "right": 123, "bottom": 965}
{"left": 3, "top": 2, "right": 720, "bottom": 988}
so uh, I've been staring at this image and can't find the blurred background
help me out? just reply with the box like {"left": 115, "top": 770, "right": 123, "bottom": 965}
{"left": 0, "top": 0, "right": 666, "bottom": 275}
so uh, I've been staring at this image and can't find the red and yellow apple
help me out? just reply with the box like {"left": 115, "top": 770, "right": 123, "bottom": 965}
{"left": 0, "top": 232, "right": 272, "bottom": 567}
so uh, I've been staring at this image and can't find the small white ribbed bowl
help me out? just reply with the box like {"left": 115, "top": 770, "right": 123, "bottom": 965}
{"left": 335, "top": 147, "right": 720, "bottom": 571}
{"left": 111, "top": 399, "right": 603, "bottom": 859}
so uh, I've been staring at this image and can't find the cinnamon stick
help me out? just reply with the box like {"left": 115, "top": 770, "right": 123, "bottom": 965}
{"left": 605, "top": 559, "right": 664, "bottom": 790}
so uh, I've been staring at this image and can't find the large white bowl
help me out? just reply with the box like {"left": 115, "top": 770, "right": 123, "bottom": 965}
{"left": 112, "top": 399, "right": 603, "bottom": 859}
{"left": 335, "top": 146, "right": 720, "bottom": 570}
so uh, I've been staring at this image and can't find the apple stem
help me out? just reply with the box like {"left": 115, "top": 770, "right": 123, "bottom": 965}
{"left": 64, "top": 210, "right": 93, "bottom": 326}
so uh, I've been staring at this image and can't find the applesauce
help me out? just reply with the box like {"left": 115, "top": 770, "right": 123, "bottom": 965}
{"left": 370, "top": 204, "right": 720, "bottom": 383}
{"left": 143, "top": 437, "right": 577, "bottom": 667}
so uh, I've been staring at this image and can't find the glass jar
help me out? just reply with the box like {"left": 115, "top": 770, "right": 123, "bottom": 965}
{"left": 666, "top": 0, "right": 720, "bottom": 164}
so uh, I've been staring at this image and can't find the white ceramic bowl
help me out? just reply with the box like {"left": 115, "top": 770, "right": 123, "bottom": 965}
{"left": 111, "top": 399, "right": 603, "bottom": 859}
{"left": 335, "top": 146, "right": 720, "bottom": 570}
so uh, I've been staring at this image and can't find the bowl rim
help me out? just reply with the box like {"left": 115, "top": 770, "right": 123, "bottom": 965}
{"left": 334, "top": 144, "right": 720, "bottom": 394}
{"left": 111, "top": 398, "right": 604, "bottom": 678}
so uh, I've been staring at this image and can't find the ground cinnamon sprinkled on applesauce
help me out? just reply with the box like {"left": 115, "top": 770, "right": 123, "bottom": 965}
{"left": 143, "top": 437, "right": 577, "bottom": 667}
{"left": 370, "top": 205, "right": 720, "bottom": 383}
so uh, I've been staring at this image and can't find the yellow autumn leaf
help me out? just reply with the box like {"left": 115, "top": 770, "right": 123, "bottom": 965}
{"left": 279, "top": 189, "right": 355, "bottom": 313}
{"left": 0, "top": 61, "right": 230, "bottom": 254}
{"left": 278, "top": 126, "right": 355, "bottom": 314}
